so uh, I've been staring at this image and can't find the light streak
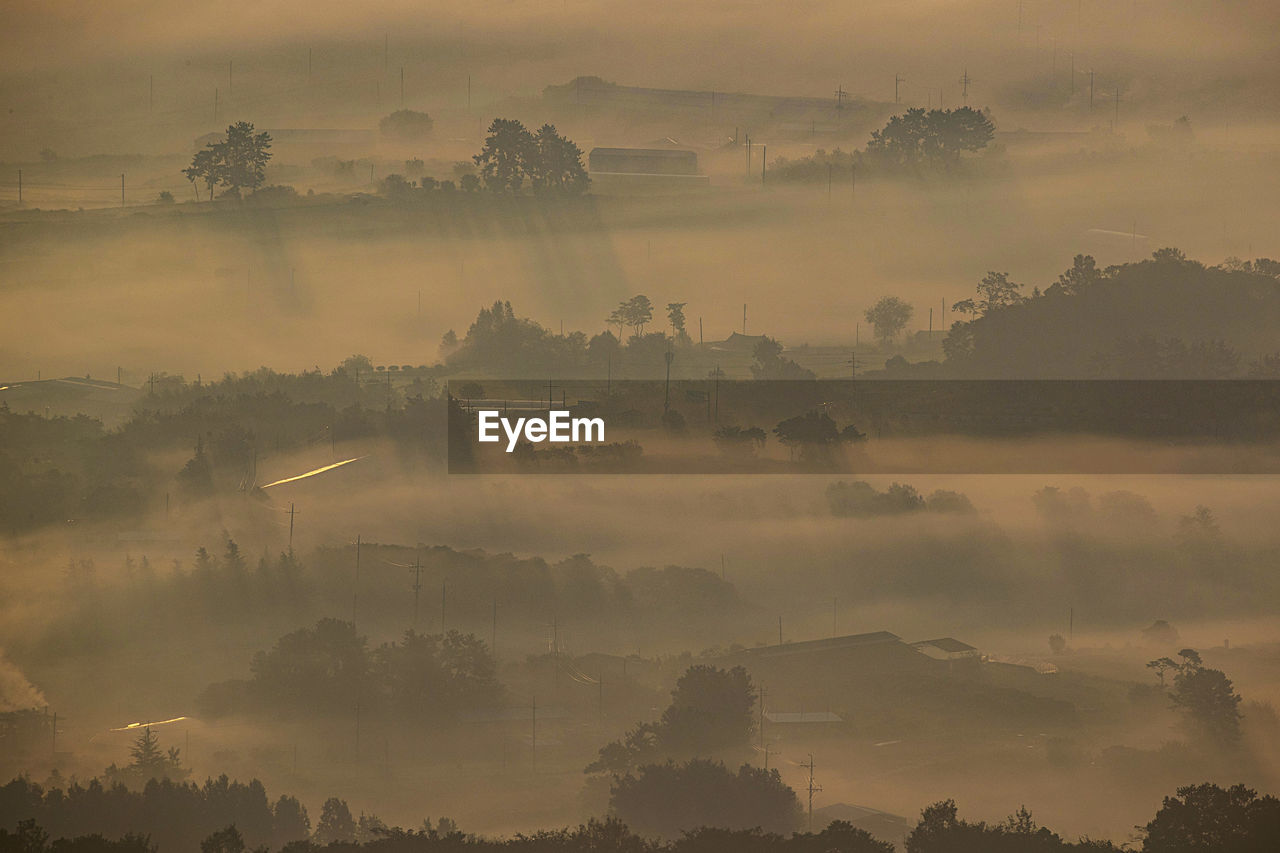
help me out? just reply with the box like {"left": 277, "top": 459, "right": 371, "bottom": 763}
{"left": 261, "top": 456, "right": 365, "bottom": 488}
{"left": 110, "top": 715, "right": 188, "bottom": 731}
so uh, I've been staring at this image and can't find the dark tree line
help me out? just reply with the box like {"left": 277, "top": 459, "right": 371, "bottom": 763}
{"left": 472, "top": 119, "right": 589, "bottom": 195}
{"left": 0, "top": 364, "right": 443, "bottom": 534}
{"left": 0, "top": 775, "right": 309, "bottom": 853}
{"left": 941, "top": 250, "right": 1280, "bottom": 378}
{"left": 6, "top": 778, "right": 1276, "bottom": 852}
{"left": 198, "top": 619, "right": 500, "bottom": 723}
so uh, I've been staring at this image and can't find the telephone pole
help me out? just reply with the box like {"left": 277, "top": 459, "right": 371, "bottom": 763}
{"left": 287, "top": 502, "right": 296, "bottom": 553}
{"left": 894, "top": 73, "right": 905, "bottom": 104}
{"left": 802, "top": 754, "right": 823, "bottom": 832}
{"left": 353, "top": 535, "right": 361, "bottom": 628}
{"left": 959, "top": 69, "right": 972, "bottom": 104}
{"left": 409, "top": 553, "right": 423, "bottom": 627}
{"left": 758, "top": 685, "right": 767, "bottom": 765}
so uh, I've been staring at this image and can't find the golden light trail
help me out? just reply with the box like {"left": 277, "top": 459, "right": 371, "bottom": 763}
{"left": 110, "top": 716, "right": 188, "bottom": 731}
{"left": 261, "top": 456, "right": 366, "bottom": 489}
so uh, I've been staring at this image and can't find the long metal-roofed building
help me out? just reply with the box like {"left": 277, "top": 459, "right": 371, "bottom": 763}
{"left": 589, "top": 147, "right": 698, "bottom": 175}
{"left": 587, "top": 147, "right": 708, "bottom": 191}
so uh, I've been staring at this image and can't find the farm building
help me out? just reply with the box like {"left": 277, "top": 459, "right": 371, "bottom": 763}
{"left": 588, "top": 147, "right": 699, "bottom": 175}
{"left": 912, "top": 637, "right": 981, "bottom": 661}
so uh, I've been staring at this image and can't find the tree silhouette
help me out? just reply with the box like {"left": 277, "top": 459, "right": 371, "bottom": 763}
{"left": 864, "top": 296, "right": 914, "bottom": 346}
{"left": 1144, "top": 784, "right": 1280, "bottom": 852}
{"left": 1169, "top": 652, "right": 1242, "bottom": 746}
{"left": 474, "top": 119, "right": 534, "bottom": 193}
{"left": 313, "top": 798, "right": 356, "bottom": 845}
{"left": 528, "top": 124, "right": 589, "bottom": 195}
{"left": 378, "top": 110, "right": 434, "bottom": 141}
{"left": 183, "top": 122, "right": 272, "bottom": 199}
{"left": 199, "top": 825, "right": 245, "bottom": 853}
{"left": 610, "top": 759, "right": 801, "bottom": 839}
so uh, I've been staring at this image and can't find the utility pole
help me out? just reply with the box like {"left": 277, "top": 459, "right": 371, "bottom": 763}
{"left": 802, "top": 754, "right": 823, "bottom": 832}
{"left": 120, "top": 173, "right": 125, "bottom": 207}
{"left": 354, "top": 701, "right": 361, "bottom": 763}
{"left": 834, "top": 85, "right": 848, "bottom": 108}
{"left": 664, "top": 349, "right": 673, "bottom": 412}
{"left": 409, "top": 553, "right": 423, "bottom": 627}
{"left": 761, "top": 145, "right": 766, "bottom": 184}
{"left": 714, "top": 364, "right": 720, "bottom": 421}
{"left": 758, "top": 685, "right": 767, "bottom": 766}
{"left": 228, "top": 59, "right": 233, "bottom": 94}
{"left": 213, "top": 87, "right": 218, "bottom": 123}
{"left": 848, "top": 351, "right": 856, "bottom": 381}
{"left": 17, "top": 169, "right": 21, "bottom": 205}
{"left": 895, "top": 73, "right": 905, "bottom": 104}
{"left": 400, "top": 66, "right": 404, "bottom": 107}
{"left": 778, "top": 615, "right": 783, "bottom": 645}
{"left": 353, "top": 535, "right": 361, "bottom": 628}
{"left": 929, "top": 306, "right": 933, "bottom": 336}
{"left": 959, "top": 68, "right": 972, "bottom": 104}
{"left": 287, "top": 502, "right": 296, "bottom": 553}
{"left": 384, "top": 32, "right": 389, "bottom": 71}
{"left": 1089, "top": 70, "right": 1094, "bottom": 110}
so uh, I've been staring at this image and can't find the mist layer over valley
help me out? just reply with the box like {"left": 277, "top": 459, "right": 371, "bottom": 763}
{"left": 4, "top": 3, "right": 1280, "bottom": 852}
